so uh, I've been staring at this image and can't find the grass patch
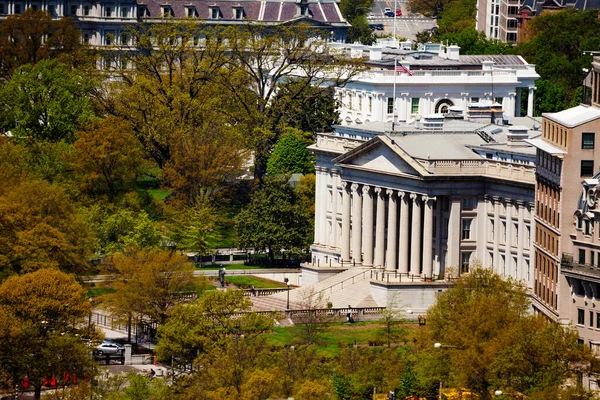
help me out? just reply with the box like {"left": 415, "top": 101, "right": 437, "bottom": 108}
{"left": 196, "top": 264, "right": 296, "bottom": 270}
{"left": 265, "top": 321, "right": 415, "bottom": 357}
{"left": 224, "top": 276, "right": 287, "bottom": 289}
{"left": 87, "top": 287, "right": 116, "bottom": 297}
{"left": 147, "top": 188, "right": 171, "bottom": 202}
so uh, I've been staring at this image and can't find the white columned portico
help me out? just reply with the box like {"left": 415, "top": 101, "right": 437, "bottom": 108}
{"left": 398, "top": 191, "right": 410, "bottom": 274}
{"left": 341, "top": 182, "right": 351, "bottom": 262}
{"left": 351, "top": 183, "right": 363, "bottom": 264}
{"left": 362, "top": 185, "right": 374, "bottom": 266}
{"left": 374, "top": 187, "right": 386, "bottom": 268}
{"left": 493, "top": 197, "right": 501, "bottom": 273}
{"left": 423, "top": 196, "right": 435, "bottom": 278}
{"left": 527, "top": 87, "right": 535, "bottom": 117}
{"left": 505, "top": 199, "right": 514, "bottom": 278}
{"left": 410, "top": 193, "right": 422, "bottom": 276}
{"left": 447, "top": 198, "right": 461, "bottom": 270}
{"left": 386, "top": 189, "right": 398, "bottom": 271}
{"left": 516, "top": 200, "right": 525, "bottom": 281}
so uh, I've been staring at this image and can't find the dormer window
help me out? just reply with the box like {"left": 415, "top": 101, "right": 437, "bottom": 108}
{"left": 209, "top": 6, "right": 220, "bottom": 19}
{"left": 186, "top": 6, "right": 196, "bottom": 17}
{"left": 138, "top": 5, "right": 149, "bottom": 17}
{"left": 234, "top": 7, "right": 244, "bottom": 19}
{"left": 161, "top": 5, "right": 173, "bottom": 17}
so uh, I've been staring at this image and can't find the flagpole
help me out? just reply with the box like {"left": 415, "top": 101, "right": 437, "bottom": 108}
{"left": 393, "top": 0, "right": 397, "bottom": 42}
{"left": 393, "top": 57, "right": 397, "bottom": 128}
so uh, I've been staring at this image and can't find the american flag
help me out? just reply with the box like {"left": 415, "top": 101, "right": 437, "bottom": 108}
{"left": 395, "top": 61, "right": 413, "bottom": 76}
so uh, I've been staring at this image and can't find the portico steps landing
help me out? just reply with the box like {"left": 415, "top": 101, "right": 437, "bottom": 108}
{"left": 251, "top": 266, "right": 379, "bottom": 311}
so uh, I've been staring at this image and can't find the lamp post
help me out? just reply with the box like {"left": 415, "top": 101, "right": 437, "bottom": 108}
{"left": 88, "top": 296, "right": 94, "bottom": 329}
{"left": 494, "top": 390, "right": 528, "bottom": 399}
{"left": 284, "top": 278, "right": 290, "bottom": 310}
{"left": 433, "top": 342, "right": 465, "bottom": 399}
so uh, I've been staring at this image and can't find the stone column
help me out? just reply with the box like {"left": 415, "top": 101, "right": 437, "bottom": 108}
{"left": 362, "top": 185, "right": 374, "bottom": 267}
{"left": 410, "top": 193, "right": 422, "bottom": 276}
{"left": 447, "top": 198, "right": 461, "bottom": 270}
{"left": 434, "top": 198, "right": 443, "bottom": 276}
{"left": 351, "top": 183, "right": 362, "bottom": 264}
{"left": 331, "top": 170, "right": 340, "bottom": 247}
{"left": 398, "top": 192, "right": 410, "bottom": 274}
{"left": 386, "top": 189, "right": 398, "bottom": 271}
{"left": 527, "top": 87, "right": 535, "bottom": 117}
{"left": 423, "top": 196, "right": 435, "bottom": 278}
{"left": 516, "top": 88, "right": 522, "bottom": 117}
{"left": 505, "top": 199, "right": 514, "bottom": 278}
{"left": 374, "top": 187, "right": 387, "bottom": 268}
{"left": 313, "top": 167, "right": 323, "bottom": 245}
{"left": 341, "top": 182, "right": 351, "bottom": 262}
{"left": 493, "top": 197, "right": 501, "bottom": 273}
{"left": 517, "top": 200, "right": 525, "bottom": 281}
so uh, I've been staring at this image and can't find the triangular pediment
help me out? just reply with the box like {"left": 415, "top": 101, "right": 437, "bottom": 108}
{"left": 333, "top": 136, "right": 428, "bottom": 177}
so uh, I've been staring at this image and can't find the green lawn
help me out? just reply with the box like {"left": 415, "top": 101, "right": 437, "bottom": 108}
{"left": 147, "top": 188, "right": 171, "bottom": 202}
{"left": 196, "top": 264, "right": 297, "bottom": 270}
{"left": 224, "top": 276, "right": 287, "bottom": 289}
{"left": 265, "top": 321, "right": 414, "bottom": 357}
{"left": 87, "top": 287, "right": 116, "bottom": 297}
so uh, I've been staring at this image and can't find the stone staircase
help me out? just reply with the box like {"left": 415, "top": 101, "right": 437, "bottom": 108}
{"left": 251, "top": 266, "right": 379, "bottom": 311}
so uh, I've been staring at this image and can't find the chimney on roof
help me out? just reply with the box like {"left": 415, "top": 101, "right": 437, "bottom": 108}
{"left": 369, "top": 47, "right": 382, "bottom": 61}
{"left": 446, "top": 44, "right": 460, "bottom": 60}
{"left": 350, "top": 43, "right": 364, "bottom": 58}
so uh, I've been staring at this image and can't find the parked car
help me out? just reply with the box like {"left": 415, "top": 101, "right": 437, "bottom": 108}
{"left": 95, "top": 341, "right": 125, "bottom": 355}
{"left": 368, "top": 12, "right": 375, "bottom": 18}
{"left": 396, "top": 8, "right": 402, "bottom": 16}
{"left": 384, "top": 7, "right": 394, "bottom": 17}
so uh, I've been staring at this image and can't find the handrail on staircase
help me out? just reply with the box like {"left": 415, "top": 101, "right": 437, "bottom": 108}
{"left": 315, "top": 268, "right": 370, "bottom": 295}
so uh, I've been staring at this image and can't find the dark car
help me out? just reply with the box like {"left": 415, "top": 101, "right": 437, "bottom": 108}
{"left": 369, "top": 23, "right": 384, "bottom": 31}
{"left": 384, "top": 10, "right": 394, "bottom": 17}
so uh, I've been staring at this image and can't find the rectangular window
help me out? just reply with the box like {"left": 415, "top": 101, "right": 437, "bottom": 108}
{"left": 84, "top": 5, "right": 89, "bottom": 15}
{"left": 462, "top": 197, "right": 474, "bottom": 210}
{"left": 387, "top": 97, "right": 393, "bottom": 114}
{"left": 578, "top": 309, "right": 585, "bottom": 325}
{"left": 121, "top": 6, "right": 127, "bottom": 17}
{"left": 411, "top": 98, "right": 419, "bottom": 114}
{"left": 471, "top": 97, "right": 480, "bottom": 103}
{"left": 507, "top": 19, "right": 518, "bottom": 29}
{"left": 581, "top": 160, "right": 594, "bottom": 176}
{"left": 187, "top": 7, "right": 196, "bottom": 17}
{"left": 582, "top": 132, "right": 595, "bottom": 149}
{"left": 597, "top": 312, "right": 600, "bottom": 329}
{"left": 235, "top": 7, "right": 244, "bottom": 19}
{"left": 105, "top": 6, "right": 112, "bottom": 16}
{"left": 210, "top": 7, "right": 220, "bottom": 19}
{"left": 462, "top": 219, "right": 472, "bottom": 240}
{"left": 358, "top": 96, "right": 363, "bottom": 112}
{"left": 47, "top": 5, "right": 55, "bottom": 16}
{"left": 461, "top": 252, "right": 471, "bottom": 273}
{"left": 597, "top": 251, "right": 600, "bottom": 268}
{"left": 0, "top": 4, "right": 4, "bottom": 13}
{"left": 83, "top": 33, "right": 89, "bottom": 43}
{"left": 590, "top": 311, "right": 594, "bottom": 327}
{"left": 14, "top": 4, "right": 21, "bottom": 13}
{"left": 494, "top": 97, "right": 503, "bottom": 104}
{"left": 433, "top": 216, "right": 437, "bottom": 238}
{"left": 71, "top": 4, "right": 77, "bottom": 15}
{"left": 369, "top": 97, "right": 372, "bottom": 113}
{"left": 579, "top": 249, "right": 586, "bottom": 265}
{"left": 120, "top": 33, "right": 127, "bottom": 45}
{"left": 514, "top": 223, "right": 518, "bottom": 242}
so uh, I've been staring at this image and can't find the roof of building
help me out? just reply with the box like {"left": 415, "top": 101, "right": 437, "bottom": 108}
{"left": 524, "top": 137, "right": 567, "bottom": 155}
{"left": 543, "top": 105, "right": 600, "bottom": 128}
{"left": 137, "top": 0, "right": 347, "bottom": 24}
{"left": 521, "top": 0, "right": 600, "bottom": 14}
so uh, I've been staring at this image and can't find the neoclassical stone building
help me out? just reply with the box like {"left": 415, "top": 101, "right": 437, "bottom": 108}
{"left": 332, "top": 41, "right": 539, "bottom": 126}
{"left": 308, "top": 119, "right": 538, "bottom": 309}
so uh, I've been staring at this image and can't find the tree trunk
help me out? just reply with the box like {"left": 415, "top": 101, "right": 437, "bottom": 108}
{"left": 34, "top": 385, "right": 41, "bottom": 400}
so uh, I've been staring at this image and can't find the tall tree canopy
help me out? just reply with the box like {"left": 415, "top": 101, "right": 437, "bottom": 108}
{"left": 235, "top": 176, "right": 312, "bottom": 259}
{"left": 266, "top": 128, "right": 315, "bottom": 176}
{"left": 0, "top": 9, "right": 89, "bottom": 81}
{"left": 413, "top": 268, "right": 592, "bottom": 399}
{"left": 0, "top": 269, "right": 93, "bottom": 399}
{"left": 0, "top": 59, "right": 94, "bottom": 143}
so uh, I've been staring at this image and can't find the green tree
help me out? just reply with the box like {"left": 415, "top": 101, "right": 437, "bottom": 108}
{"left": 266, "top": 128, "right": 315, "bottom": 176}
{"left": 534, "top": 79, "right": 566, "bottom": 114}
{"left": 0, "top": 180, "right": 93, "bottom": 276}
{"left": 0, "top": 9, "right": 91, "bottom": 81}
{"left": 235, "top": 176, "right": 312, "bottom": 260}
{"left": 0, "top": 60, "right": 93, "bottom": 143}
{"left": 73, "top": 116, "right": 145, "bottom": 201}
{"left": 155, "top": 290, "right": 273, "bottom": 370}
{"left": 516, "top": 9, "right": 600, "bottom": 106}
{"left": 0, "top": 269, "right": 92, "bottom": 400}
{"left": 347, "top": 15, "right": 377, "bottom": 45}
{"left": 87, "top": 206, "right": 161, "bottom": 255}
{"left": 414, "top": 268, "right": 592, "bottom": 399}
{"left": 339, "top": 0, "right": 373, "bottom": 21}
{"left": 165, "top": 201, "right": 217, "bottom": 257}
{"left": 103, "top": 248, "right": 199, "bottom": 328}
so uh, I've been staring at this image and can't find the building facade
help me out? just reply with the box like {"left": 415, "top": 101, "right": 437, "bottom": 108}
{"left": 311, "top": 118, "right": 538, "bottom": 301}
{"left": 333, "top": 42, "right": 539, "bottom": 127}
{"left": 528, "top": 57, "right": 600, "bottom": 357}
{"left": 0, "top": 0, "right": 349, "bottom": 47}
{"left": 476, "top": 0, "right": 521, "bottom": 42}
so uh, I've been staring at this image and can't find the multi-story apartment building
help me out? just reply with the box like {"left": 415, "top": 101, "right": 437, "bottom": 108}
{"left": 0, "top": 0, "right": 349, "bottom": 47}
{"left": 476, "top": 0, "right": 521, "bottom": 42}
{"left": 333, "top": 41, "right": 539, "bottom": 126}
{"left": 527, "top": 58, "right": 600, "bottom": 357}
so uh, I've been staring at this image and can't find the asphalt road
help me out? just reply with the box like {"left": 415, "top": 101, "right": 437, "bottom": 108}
{"left": 368, "top": 0, "right": 437, "bottom": 41}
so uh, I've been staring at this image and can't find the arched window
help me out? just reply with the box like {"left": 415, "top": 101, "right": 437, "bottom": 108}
{"left": 435, "top": 99, "right": 454, "bottom": 114}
